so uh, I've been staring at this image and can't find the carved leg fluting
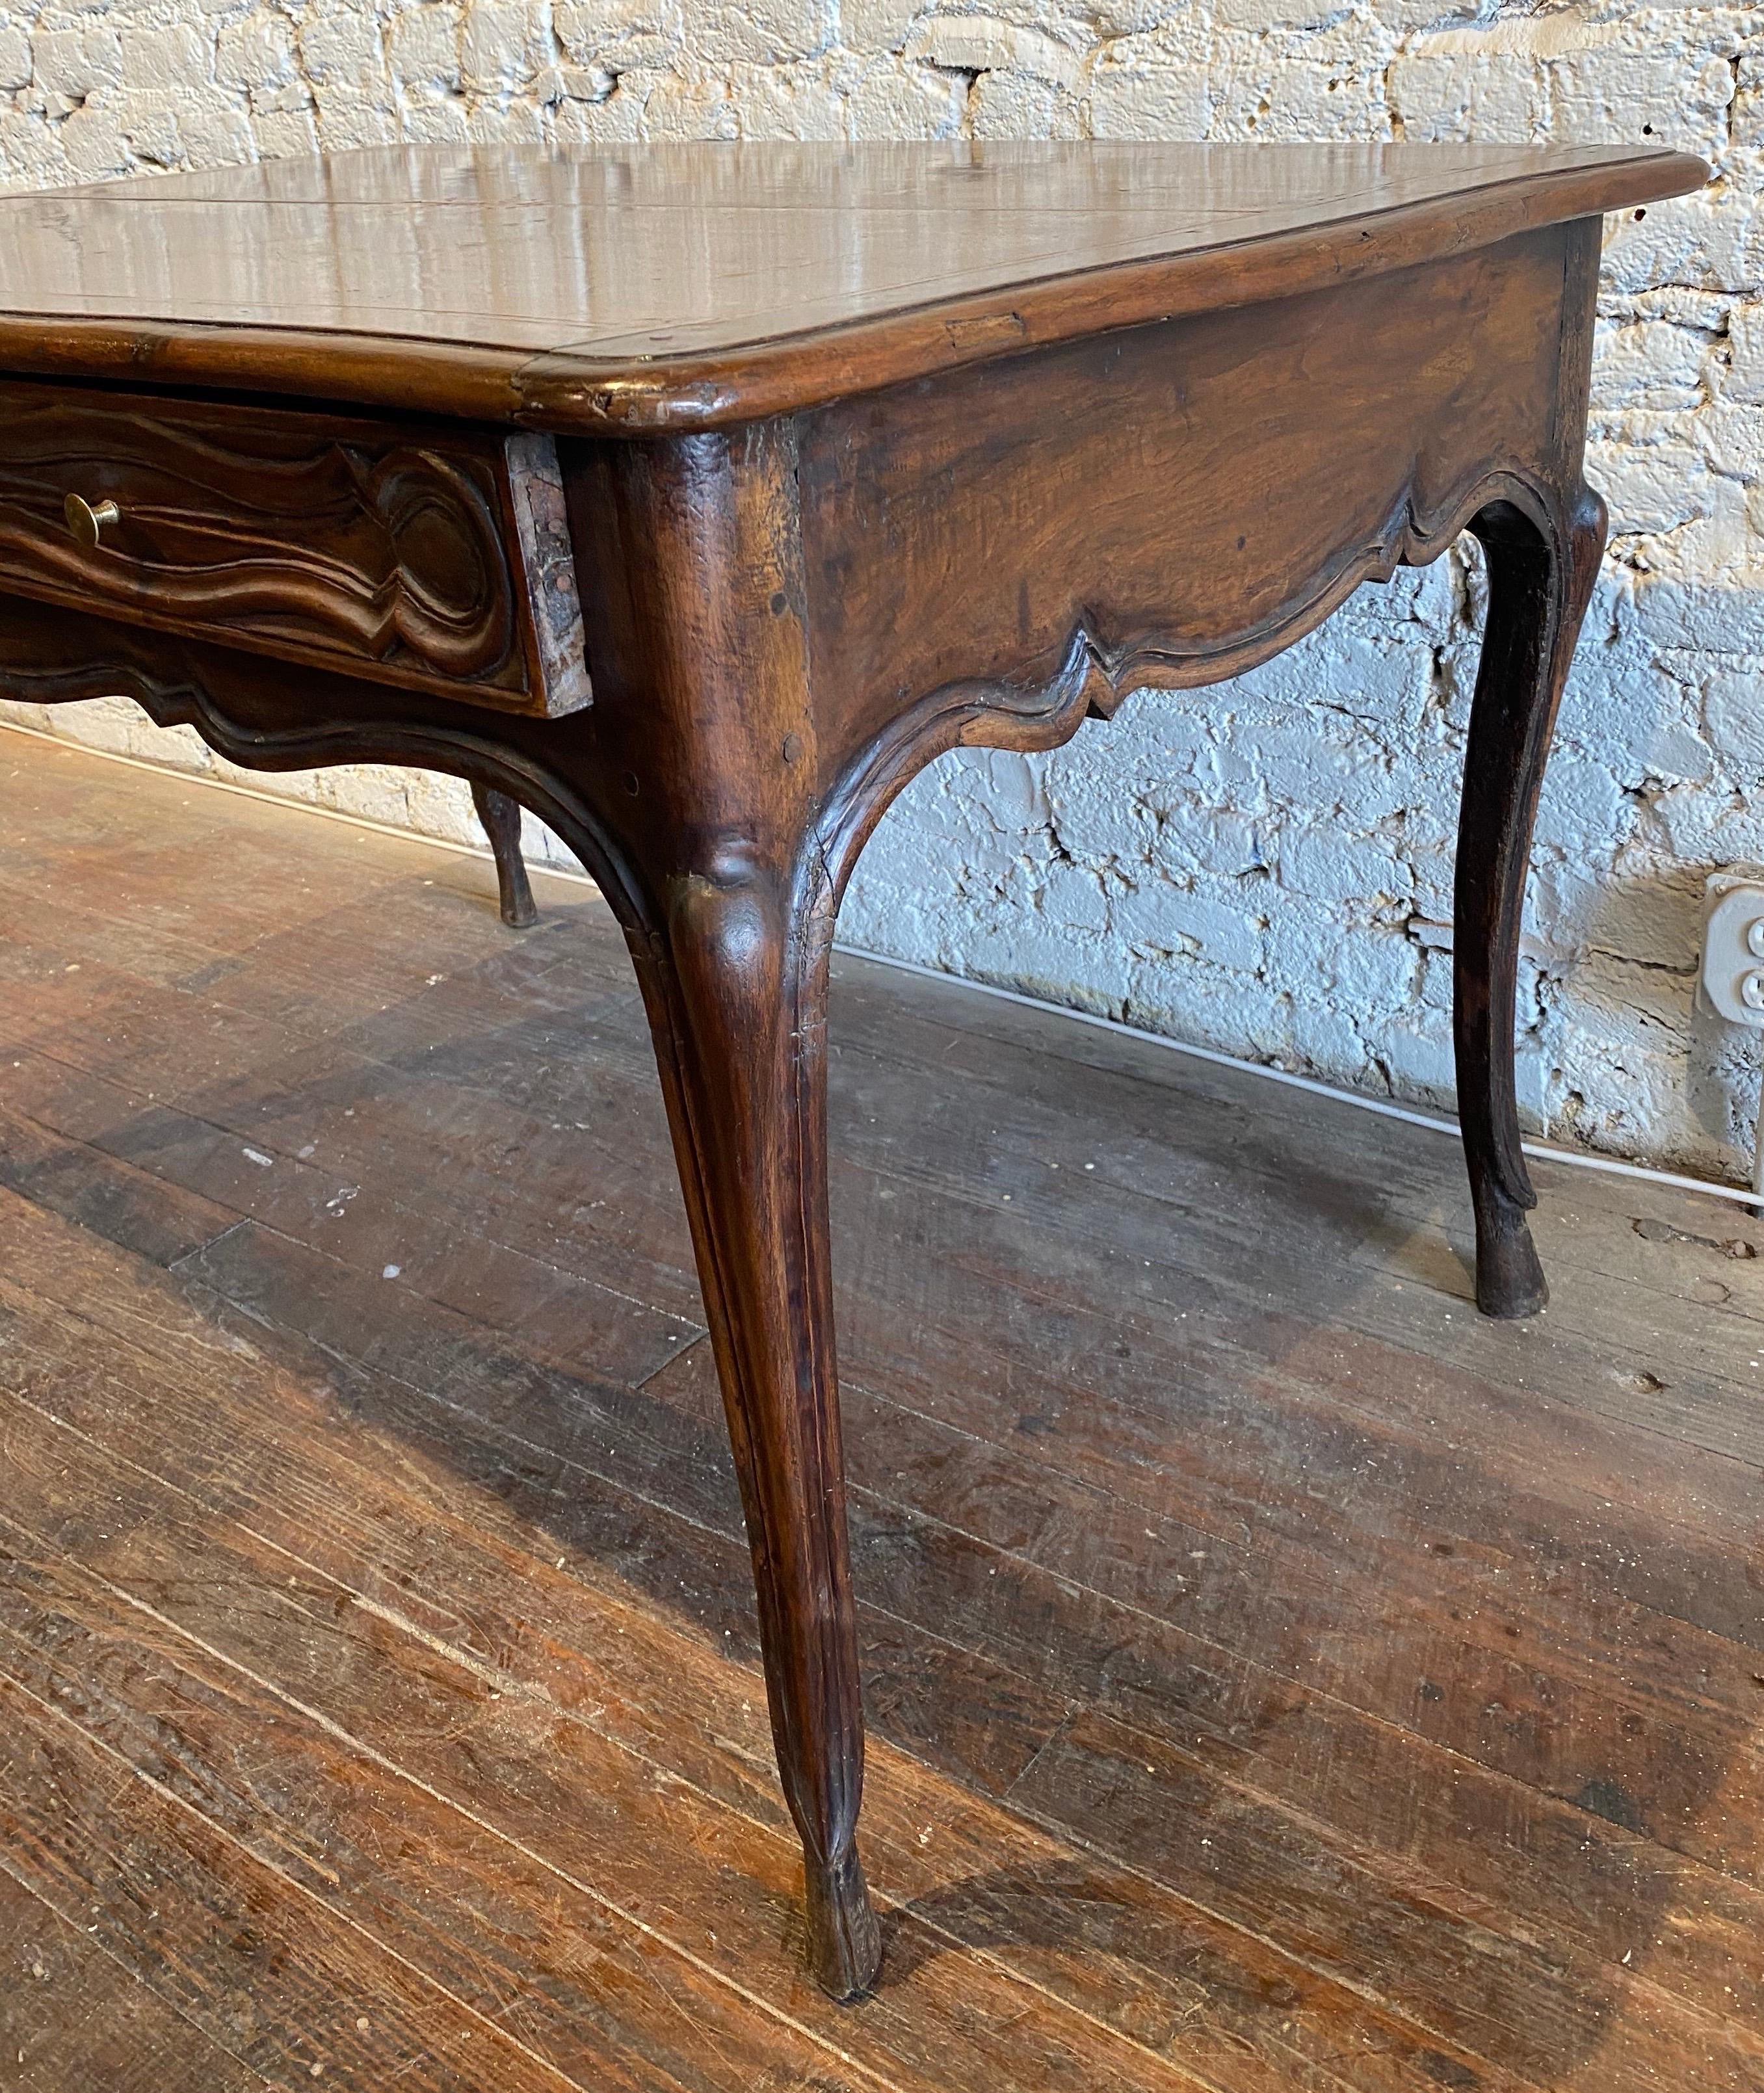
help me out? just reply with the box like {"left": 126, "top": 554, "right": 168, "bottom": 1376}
{"left": 631, "top": 865, "right": 879, "bottom": 2000}
{"left": 1455, "top": 488, "right": 1606, "bottom": 1318}
{"left": 471, "top": 781, "right": 538, "bottom": 928}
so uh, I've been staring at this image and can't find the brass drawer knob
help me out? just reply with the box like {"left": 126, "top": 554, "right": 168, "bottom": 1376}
{"left": 64, "top": 492, "right": 120, "bottom": 549}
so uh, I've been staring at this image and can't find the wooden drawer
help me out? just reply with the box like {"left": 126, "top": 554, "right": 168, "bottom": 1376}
{"left": 0, "top": 381, "right": 589, "bottom": 717}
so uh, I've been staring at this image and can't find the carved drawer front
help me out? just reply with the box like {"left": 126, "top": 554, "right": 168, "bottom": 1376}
{"left": 0, "top": 381, "right": 589, "bottom": 717}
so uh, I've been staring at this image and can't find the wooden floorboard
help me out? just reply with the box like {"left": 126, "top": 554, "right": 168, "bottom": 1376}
{"left": 0, "top": 1863, "right": 270, "bottom": 2092}
{"left": 2, "top": 727, "right": 1762, "bottom": 2090}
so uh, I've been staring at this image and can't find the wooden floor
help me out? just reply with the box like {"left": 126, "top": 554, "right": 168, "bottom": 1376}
{"left": 1, "top": 729, "right": 1761, "bottom": 2093}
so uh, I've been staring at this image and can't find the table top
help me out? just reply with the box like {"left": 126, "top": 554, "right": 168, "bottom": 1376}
{"left": 0, "top": 142, "right": 1705, "bottom": 432}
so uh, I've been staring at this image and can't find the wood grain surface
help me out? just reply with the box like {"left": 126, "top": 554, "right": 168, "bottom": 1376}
{"left": 3, "top": 730, "right": 1763, "bottom": 2089}
{"left": 0, "top": 142, "right": 1705, "bottom": 428}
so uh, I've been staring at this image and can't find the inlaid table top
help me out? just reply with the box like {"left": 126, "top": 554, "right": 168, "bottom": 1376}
{"left": 0, "top": 140, "right": 1705, "bottom": 428}
{"left": 0, "top": 138, "right": 1707, "bottom": 2004}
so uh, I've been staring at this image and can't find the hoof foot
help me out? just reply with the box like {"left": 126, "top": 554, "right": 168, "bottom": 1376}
{"left": 1474, "top": 1191, "right": 1547, "bottom": 1319}
{"left": 805, "top": 1848, "right": 881, "bottom": 2002}
{"left": 471, "top": 782, "right": 539, "bottom": 930}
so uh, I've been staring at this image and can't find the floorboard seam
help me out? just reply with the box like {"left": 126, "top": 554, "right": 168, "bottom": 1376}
{"left": 0, "top": 1488, "right": 898, "bottom": 2093}
{"left": 137, "top": 1239, "right": 1764, "bottom": 1971}
{"left": 0, "top": 1373, "right": 1326, "bottom": 2093}
{"left": 12, "top": 1237, "right": 1763, "bottom": 1974}
{"left": 0, "top": 1847, "right": 280, "bottom": 2088}
{"left": 0, "top": 1666, "right": 588, "bottom": 2092}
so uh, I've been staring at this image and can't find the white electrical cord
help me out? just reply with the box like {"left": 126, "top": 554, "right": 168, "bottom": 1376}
{"left": 860, "top": 947, "right": 1764, "bottom": 1213}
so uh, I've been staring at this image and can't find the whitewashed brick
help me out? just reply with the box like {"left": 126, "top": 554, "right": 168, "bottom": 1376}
{"left": 1278, "top": 827, "right": 1414, "bottom": 908}
{"left": 556, "top": 0, "right": 680, "bottom": 72}
{"left": 1595, "top": 315, "right": 1712, "bottom": 412}
{"left": 691, "top": 0, "right": 831, "bottom": 66}
{"left": 1117, "top": 876, "right": 1266, "bottom": 968}
{"left": 217, "top": 12, "right": 302, "bottom": 97}
{"left": 298, "top": 9, "right": 389, "bottom": 86}
{"left": 1088, "top": 55, "right": 1207, "bottom": 138}
{"left": 969, "top": 64, "right": 1083, "bottom": 137}
{"left": 177, "top": 90, "right": 256, "bottom": 164}
{"left": 1388, "top": 50, "right": 1546, "bottom": 142}
{"left": 904, "top": 16, "right": 1084, "bottom": 90}
{"left": 462, "top": 3, "right": 550, "bottom": 93}
{"left": 1544, "top": 30, "right": 1735, "bottom": 161}
{"left": 387, "top": 6, "right": 463, "bottom": 94}
{"left": 0, "top": 24, "right": 31, "bottom": 93}
{"left": 1702, "top": 666, "right": 1764, "bottom": 779}
{"left": 32, "top": 20, "right": 123, "bottom": 101}
{"left": 1362, "top": 1010, "right": 1456, "bottom": 1099}
{"left": 844, "top": 57, "right": 964, "bottom": 135}
{"left": 252, "top": 102, "right": 320, "bottom": 153}
{"left": 734, "top": 56, "right": 848, "bottom": 133}
{"left": 117, "top": 21, "right": 209, "bottom": 97}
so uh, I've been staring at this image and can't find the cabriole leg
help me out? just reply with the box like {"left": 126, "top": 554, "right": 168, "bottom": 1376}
{"left": 1455, "top": 487, "right": 1606, "bottom": 1318}
{"left": 575, "top": 423, "right": 881, "bottom": 1999}
{"left": 471, "top": 780, "right": 538, "bottom": 928}
{"left": 630, "top": 865, "right": 880, "bottom": 1999}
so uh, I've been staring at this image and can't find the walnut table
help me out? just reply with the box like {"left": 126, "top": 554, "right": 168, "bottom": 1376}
{"left": 0, "top": 140, "right": 1705, "bottom": 1999}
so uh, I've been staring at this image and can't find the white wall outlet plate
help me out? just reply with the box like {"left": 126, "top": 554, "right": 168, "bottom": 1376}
{"left": 1700, "top": 874, "right": 1764, "bottom": 1026}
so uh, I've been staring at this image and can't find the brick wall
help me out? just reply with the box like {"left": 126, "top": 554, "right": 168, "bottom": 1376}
{"left": 0, "top": 1, "right": 1752, "bottom": 1179}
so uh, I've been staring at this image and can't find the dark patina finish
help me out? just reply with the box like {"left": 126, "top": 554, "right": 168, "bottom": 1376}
{"left": 0, "top": 139, "right": 1705, "bottom": 1997}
